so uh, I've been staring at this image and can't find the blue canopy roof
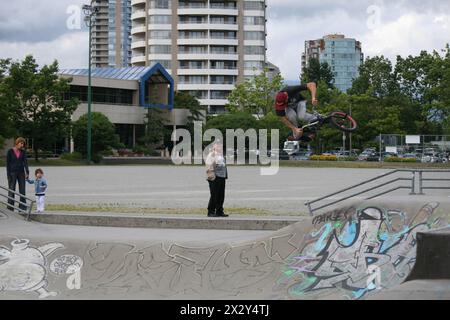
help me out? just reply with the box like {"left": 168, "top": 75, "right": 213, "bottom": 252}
{"left": 60, "top": 64, "right": 174, "bottom": 109}
{"left": 60, "top": 66, "right": 155, "bottom": 81}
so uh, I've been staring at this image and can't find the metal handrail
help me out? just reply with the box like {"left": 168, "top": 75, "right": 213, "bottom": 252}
{"left": 0, "top": 185, "right": 35, "bottom": 221}
{"left": 305, "top": 169, "right": 450, "bottom": 216}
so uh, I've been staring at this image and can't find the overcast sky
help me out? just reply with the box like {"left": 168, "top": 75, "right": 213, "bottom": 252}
{"left": 0, "top": 0, "right": 449, "bottom": 81}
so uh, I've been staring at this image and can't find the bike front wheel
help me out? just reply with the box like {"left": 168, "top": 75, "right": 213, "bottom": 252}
{"left": 329, "top": 111, "right": 358, "bottom": 132}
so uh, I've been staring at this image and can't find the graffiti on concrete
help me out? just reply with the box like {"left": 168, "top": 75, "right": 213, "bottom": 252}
{"left": 50, "top": 255, "right": 84, "bottom": 290}
{"left": 0, "top": 239, "right": 64, "bottom": 298}
{"left": 78, "top": 236, "right": 301, "bottom": 298}
{"left": 311, "top": 206, "right": 354, "bottom": 226}
{"left": 281, "top": 202, "right": 446, "bottom": 299}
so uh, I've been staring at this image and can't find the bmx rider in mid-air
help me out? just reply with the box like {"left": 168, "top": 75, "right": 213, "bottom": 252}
{"left": 274, "top": 82, "right": 318, "bottom": 142}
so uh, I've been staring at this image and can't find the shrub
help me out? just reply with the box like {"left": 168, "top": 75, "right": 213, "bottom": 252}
{"left": 385, "top": 157, "right": 419, "bottom": 163}
{"left": 310, "top": 155, "right": 338, "bottom": 161}
{"left": 339, "top": 156, "right": 358, "bottom": 162}
{"left": 133, "top": 145, "right": 154, "bottom": 156}
{"left": 61, "top": 152, "right": 83, "bottom": 161}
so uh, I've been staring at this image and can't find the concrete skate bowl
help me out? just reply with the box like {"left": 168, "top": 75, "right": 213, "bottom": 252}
{"left": 0, "top": 200, "right": 449, "bottom": 300}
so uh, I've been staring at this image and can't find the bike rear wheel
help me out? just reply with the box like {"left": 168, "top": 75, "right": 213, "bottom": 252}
{"left": 330, "top": 111, "right": 357, "bottom": 132}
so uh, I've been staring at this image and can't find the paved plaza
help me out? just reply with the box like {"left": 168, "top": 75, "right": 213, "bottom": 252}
{"left": 3, "top": 165, "right": 448, "bottom": 215}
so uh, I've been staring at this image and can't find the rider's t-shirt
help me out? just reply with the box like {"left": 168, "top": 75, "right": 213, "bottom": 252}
{"left": 275, "top": 84, "right": 308, "bottom": 117}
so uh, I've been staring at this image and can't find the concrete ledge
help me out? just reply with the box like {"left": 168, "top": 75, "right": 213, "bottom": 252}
{"left": 27, "top": 212, "right": 303, "bottom": 231}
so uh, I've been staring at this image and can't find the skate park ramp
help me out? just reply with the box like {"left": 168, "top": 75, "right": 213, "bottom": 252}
{"left": 0, "top": 199, "right": 449, "bottom": 300}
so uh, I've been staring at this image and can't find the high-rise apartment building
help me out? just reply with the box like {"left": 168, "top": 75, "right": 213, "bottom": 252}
{"left": 92, "top": 0, "right": 132, "bottom": 68}
{"left": 301, "top": 34, "right": 364, "bottom": 92}
{"left": 131, "top": 0, "right": 267, "bottom": 114}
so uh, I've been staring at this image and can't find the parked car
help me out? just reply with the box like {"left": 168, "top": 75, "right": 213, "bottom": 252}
{"left": 358, "top": 148, "right": 377, "bottom": 161}
{"left": 421, "top": 152, "right": 442, "bottom": 163}
{"left": 283, "top": 141, "right": 300, "bottom": 155}
{"left": 292, "top": 151, "right": 312, "bottom": 161}
{"left": 336, "top": 150, "right": 358, "bottom": 159}
{"left": 268, "top": 149, "right": 290, "bottom": 160}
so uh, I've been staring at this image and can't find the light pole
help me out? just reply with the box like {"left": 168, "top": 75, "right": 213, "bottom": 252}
{"left": 83, "top": 2, "right": 98, "bottom": 164}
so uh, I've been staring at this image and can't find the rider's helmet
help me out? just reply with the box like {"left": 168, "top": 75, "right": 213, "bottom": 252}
{"left": 275, "top": 91, "right": 288, "bottom": 109}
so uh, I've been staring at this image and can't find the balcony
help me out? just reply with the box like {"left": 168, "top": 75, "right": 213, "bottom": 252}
{"left": 131, "top": 40, "right": 146, "bottom": 50}
{"left": 177, "top": 68, "right": 210, "bottom": 76}
{"left": 131, "top": 25, "right": 146, "bottom": 35}
{"left": 131, "top": 10, "right": 146, "bottom": 20}
{"left": 131, "top": 55, "right": 146, "bottom": 64}
{"left": 178, "top": 7, "right": 238, "bottom": 16}
{"left": 131, "top": 0, "right": 146, "bottom": 5}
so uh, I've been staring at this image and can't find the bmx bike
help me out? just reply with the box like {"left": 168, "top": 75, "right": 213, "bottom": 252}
{"left": 289, "top": 110, "right": 358, "bottom": 142}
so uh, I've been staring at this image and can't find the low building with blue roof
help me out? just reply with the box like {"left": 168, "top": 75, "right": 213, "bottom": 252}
{"left": 59, "top": 63, "right": 195, "bottom": 151}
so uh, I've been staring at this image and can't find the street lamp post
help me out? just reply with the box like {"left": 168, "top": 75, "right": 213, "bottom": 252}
{"left": 83, "top": 2, "right": 99, "bottom": 164}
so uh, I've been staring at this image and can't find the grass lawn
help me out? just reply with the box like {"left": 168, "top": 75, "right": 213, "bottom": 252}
{"left": 45, "top": 204, "right": 276, "bottom": 216}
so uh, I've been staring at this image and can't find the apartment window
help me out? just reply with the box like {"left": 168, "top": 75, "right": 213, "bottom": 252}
{"left": 149, "top": 60, "right": 171, "bottom": 69}
{"left": 149, "top": 45, "right": 172, "bottom": 54}
{"left": 244, "top": 46, "right": 265, "bottom": 55}
{"left": 244, "top": 61, "right": 264, "bottom": 70}
{"left": 210, "top": 1, "right": 237, "bottom": 9}
{"left": 244, "top": 31, "right": 265, "bottom": 40}
{"left": 210, "top": 90, "right": 230, "bottom": 99}
{"left": 149, "top": 0, "right": 171, "bottom": 9}
{"left": 179, "top": 61, "right": 207, "bottom": 69}
{"left": 179, "top": 31, "right": 207, "bottom": 39}
{"left": 210, "top": 60, "right": 236, "bottom": 69}
{"left": 186, "top": 90, "right": 208, "bottom": 99}
{"left": 243, "top": 16, "right": 265, "bottom": 25}
{"left": 149, "top": 30, "right": 171, "bottom": 39}
{"left": 210, "top": 31, "right": 236, "bottom": 39}
{"left": 210, "top": 75, "right": 236, "bottom": 85}
{"left": 148, "top": 15, "right": 171, "bottom": 24}
{"left": 210, "top": 16, "right": 236, "bottom": 24}
{"left": 178, "top": 45, "right": 207, "bottom": 54}
{"left": 179, "top": 16, "right": 206, "bottom": 24}
{"left": 179, "top": 75, "right": 207, "bottom": 84}
{"left": 179, "top": 1, "right": 207, "bottom": 8}
{"left": 244, "top": 1, "right": 265, "bottom": 10}
{"left": 210, "top": 46, "right": 237, "bottom": 54}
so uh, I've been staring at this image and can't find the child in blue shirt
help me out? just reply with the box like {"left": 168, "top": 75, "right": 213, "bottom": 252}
{"left": 26, "top": 168, "right": 48, "bottom": 213}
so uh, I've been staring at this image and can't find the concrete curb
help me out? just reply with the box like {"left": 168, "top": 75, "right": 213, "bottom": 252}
{"left": 27, "top": 212, "right": 303, "bottom": 231}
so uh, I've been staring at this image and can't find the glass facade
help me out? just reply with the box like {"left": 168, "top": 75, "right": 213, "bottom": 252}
{"left": 106, "top": 0, "right": 131, "bottom": 67}
{"left": 65, "top": 85, "right": 133, "bottom": 105}
{"left": 319, "top": 38, "right": 363, "bottom": 92}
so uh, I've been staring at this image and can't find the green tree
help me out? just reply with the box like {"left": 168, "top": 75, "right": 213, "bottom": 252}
{"left": 0, "top": 59, "right": 15, "bottom": 147}
{"left": 395, "top": 48, "right": 450, "bottom": 134}
{"left": 0, "top": 55, "right": 78, "bottom": 160}
{"left": 139, "top": 108, "right": 169, "bottom": 152}
{"left": 259, "top": 111, "right": 291, "bottom": 148}
{"left": 174, "top": 91, "right": 205, "bottom": 123}
{"left": 226, "top": 68, "right": 283, "bottom": 117}
{"left": 301, "top": 58, "right": 334, "bottom": 89}
{"left": 72, "top": 112, "right": 122, "bottom": 162}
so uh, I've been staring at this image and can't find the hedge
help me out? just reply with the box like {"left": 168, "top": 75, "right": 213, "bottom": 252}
{"left": 384, "top": 157, "right": 419, "bottom": 163}
{"left": 310, "top": 155, "right": 338, "bottom": 161}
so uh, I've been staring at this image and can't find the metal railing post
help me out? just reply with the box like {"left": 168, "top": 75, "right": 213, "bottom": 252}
{"left": 418, "top": 171, "right": 425, "bottom": 195}
{"left": 410, "top": 170, "right": 416, "bottom": 195}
